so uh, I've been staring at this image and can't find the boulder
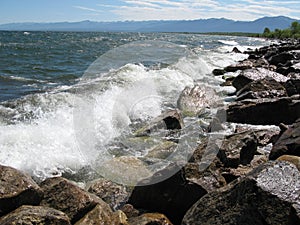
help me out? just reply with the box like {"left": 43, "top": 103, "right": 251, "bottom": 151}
{"left": 128, "top": 213, "right": 173, "bottom": 225}
{"left": 232, "top": 47, "right": 242, "bottom": 53}
{"left": 236, "top": 78, "right": 287, "bottom": 101}
{"left": 128, "top": 164, "right": 207, "bottom": 225}
{"left": 269, "top": 119, "right": 300, "bottom": 160}
{"left": 177, "top": 84, "right": 219, "bottom": 116}
{"left": 0, "top": 205, "right": 71, "bottom": 225}
{"left": 182, "top": 161, "right": 300, "bottom": 225}
{"left": 267, "top": 52, "right": 295, "bottom": 66}
{"left": 87, "top": 178, "right": 130, "bottom": 210}
{"left": 74, "top": 204, "right": 129, "bottom": 225}
{"left": 0, "top": 165, "right": 43, "bottom": 216}
{"left": 225, "top": 96, "right": 300, "bottom": 125}
{"left": 212, "top": 68, "right": 225, "bottom": 76}
{"left": 232, "top": 68, "right": 289, "bottom": 91}
{"left": 40, "top": 177, "right": 105, "bottom": 223}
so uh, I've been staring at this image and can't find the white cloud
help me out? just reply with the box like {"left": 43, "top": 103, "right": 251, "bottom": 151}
{"left": 95, "top": 0, "right": 300, "bottom": 21}
{"left": 73, "top": 6, "right": 104, "bottom": 13}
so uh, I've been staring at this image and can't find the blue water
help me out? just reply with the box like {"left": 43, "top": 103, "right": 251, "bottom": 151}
{"left": 0, "top": 31, "right": 270, "bottom": 182}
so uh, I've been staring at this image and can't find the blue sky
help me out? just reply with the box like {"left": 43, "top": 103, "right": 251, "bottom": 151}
{"left": 1, "top": 0, "right": 300, "bottom": 24}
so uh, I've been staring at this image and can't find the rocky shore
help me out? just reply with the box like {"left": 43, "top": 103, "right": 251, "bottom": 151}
{"left": 1, "top": 39, "right": 300, "bottom": 225}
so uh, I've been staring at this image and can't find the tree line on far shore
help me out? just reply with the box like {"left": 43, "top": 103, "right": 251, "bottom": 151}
{"left": 262, "top": 21, "right": 300, "bottom": 39}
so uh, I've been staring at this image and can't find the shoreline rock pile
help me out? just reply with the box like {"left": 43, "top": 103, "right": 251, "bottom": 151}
{"left": 1, "top": 39, "right": 300, "bottom": 225}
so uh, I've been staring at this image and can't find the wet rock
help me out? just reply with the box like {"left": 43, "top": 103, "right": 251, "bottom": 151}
{"left": 269, "top": 119, "right": 300, "bottom": 160}
{"left": 232, "top": 47, "right": 242, "bottom": 53}
{"left": 87, "top": 178, "right": 130, "bottom": 210}
{"left": 277, "top": 155, "right": 300, "bottom": 171}
{"left": 218, "top": 131, "right": 258, "bottom": 168}
{"left": 177, "top": 84, "right": 219, "bottom": 116}
{"left": 232, "top": 68, "right": 289, "bottom": 91}
{"left": 135, "top": 110, "right": 183, "bottom": 136}
{"left": 212, "top": 68, "right": 225, "bottom": 76}
{"left": 0, "top": 205, "right": 71, "bottom": 225}
{"left": 128, "top": 213, "right": 173, "bottom": 225}
{"left": 182, "top": 161, "right": 300, "bottom": 225}
{"left": 0, "top": 165, "right": 43, "bottom": 216}
{"left": 128, "top": 164, "right": 207, "bottom": 225}
{"left": 236, "top": 78, "right": 287, "bottom": 101}
{"left": 97, "top": 156, "right": 152, "bottom": 186}
{"left": 225, "top": 96, "right": 300, "bottom": 125}
{"left": 145, "top": 140, "right": 177, "bottom": 159}
{"left": 40, "top": 177, "right": 103, "bottom": 223}
{"left": 74, "top": 204, "right": 129, "bottom": 225}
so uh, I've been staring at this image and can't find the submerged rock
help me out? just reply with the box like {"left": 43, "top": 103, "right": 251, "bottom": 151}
{"left": 182, "top": 161, "right": 300, "bottom": 225}
{"left": 128, "top": 164, "right": 207, "bottom": 225}
{"left": 0, "top": 165, "right": 43, "bottom": 216}
{"left": 40, "top": 177, "right": 104, "bottom": 223}
{"left": 0, "top": 205, "right": 71, "bottom": 225}
{"left": 177, "top": 84, "right": 219, "bottom": 116}
{"left": 269, "top": 119, "right": 300, "bottom": 160}
{"left": 128, "top": 213, "right": 173, "bottom": 225}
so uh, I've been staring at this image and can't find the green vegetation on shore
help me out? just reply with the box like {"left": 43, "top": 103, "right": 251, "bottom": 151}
{"left": 262, "top": 21, "right": 300, "bottom": 39}
{"left": 204, "top": 21, "right": 300, "bottom": 39}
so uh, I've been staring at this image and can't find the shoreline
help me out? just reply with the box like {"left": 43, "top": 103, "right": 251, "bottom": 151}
{"left": 0, "top": 39, "right": 300, "bottom": 225}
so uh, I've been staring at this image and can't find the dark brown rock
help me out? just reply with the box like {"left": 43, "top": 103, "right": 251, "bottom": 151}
{"left": 232, "top": 68, "right": 289, "bottom": 91}
{"left": 120, "top": 204, "right": 139, "bottom": 218}
{"left": 128, "top": 164, "right": 207, "bottom": 225}
{"left": 0, "top": 165, "right": 43, "bottom": 216}
{"left": 87, "top": 178, "right": 130, "bottom": 210}
{"left": 128, "top": 213, "right": 173, "bottom": 225}
{"left": 0, "top": 205, "right": 71, "bottom": 225}
{"left": 225, "top": 96, "right": 300, "bottom": 125}
{"left": 236, "top": 78, "right": 287, "bottom": 101}
{"left": 74, "top": 204, "right": 129, "bottom": 225}
{"left": 284, "top": 79, "right": 300, "bottom": 96}
{"left": 232, "top": 47, "right": 242, "bottom": 53}
{"left": 269, "top": 119, "right": 300, "bottom": 160}
{"left": 182, "top": 161, "right": 300, "bottom": 225}
{"left": 40, "top": 177, "right": 103, "bottom": 223}
{"left": 212, "top": 68, "right": 225, "bottom": 76}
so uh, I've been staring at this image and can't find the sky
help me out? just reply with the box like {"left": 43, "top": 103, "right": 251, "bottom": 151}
{"left": 0, "top": 0, "right": 300, "bottom": 24}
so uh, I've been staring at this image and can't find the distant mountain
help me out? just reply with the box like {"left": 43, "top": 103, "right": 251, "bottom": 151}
{"left": 0, "top": 16, "right": 299, "bottom": 33}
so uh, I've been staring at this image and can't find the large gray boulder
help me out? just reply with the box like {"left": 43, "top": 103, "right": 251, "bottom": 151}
{"left": 177, "top": 84, "right": 219, "bottom": 116}
{"left": 0, "top": 165, "right": 43, "bottom": 216}
{"left": 182, "top": 161, "right": 300, "bottom": 225}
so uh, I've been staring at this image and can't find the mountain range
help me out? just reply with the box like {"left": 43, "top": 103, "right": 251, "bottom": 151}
{"left": 0, "top": 16, "right": 299, "bottom": 33}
